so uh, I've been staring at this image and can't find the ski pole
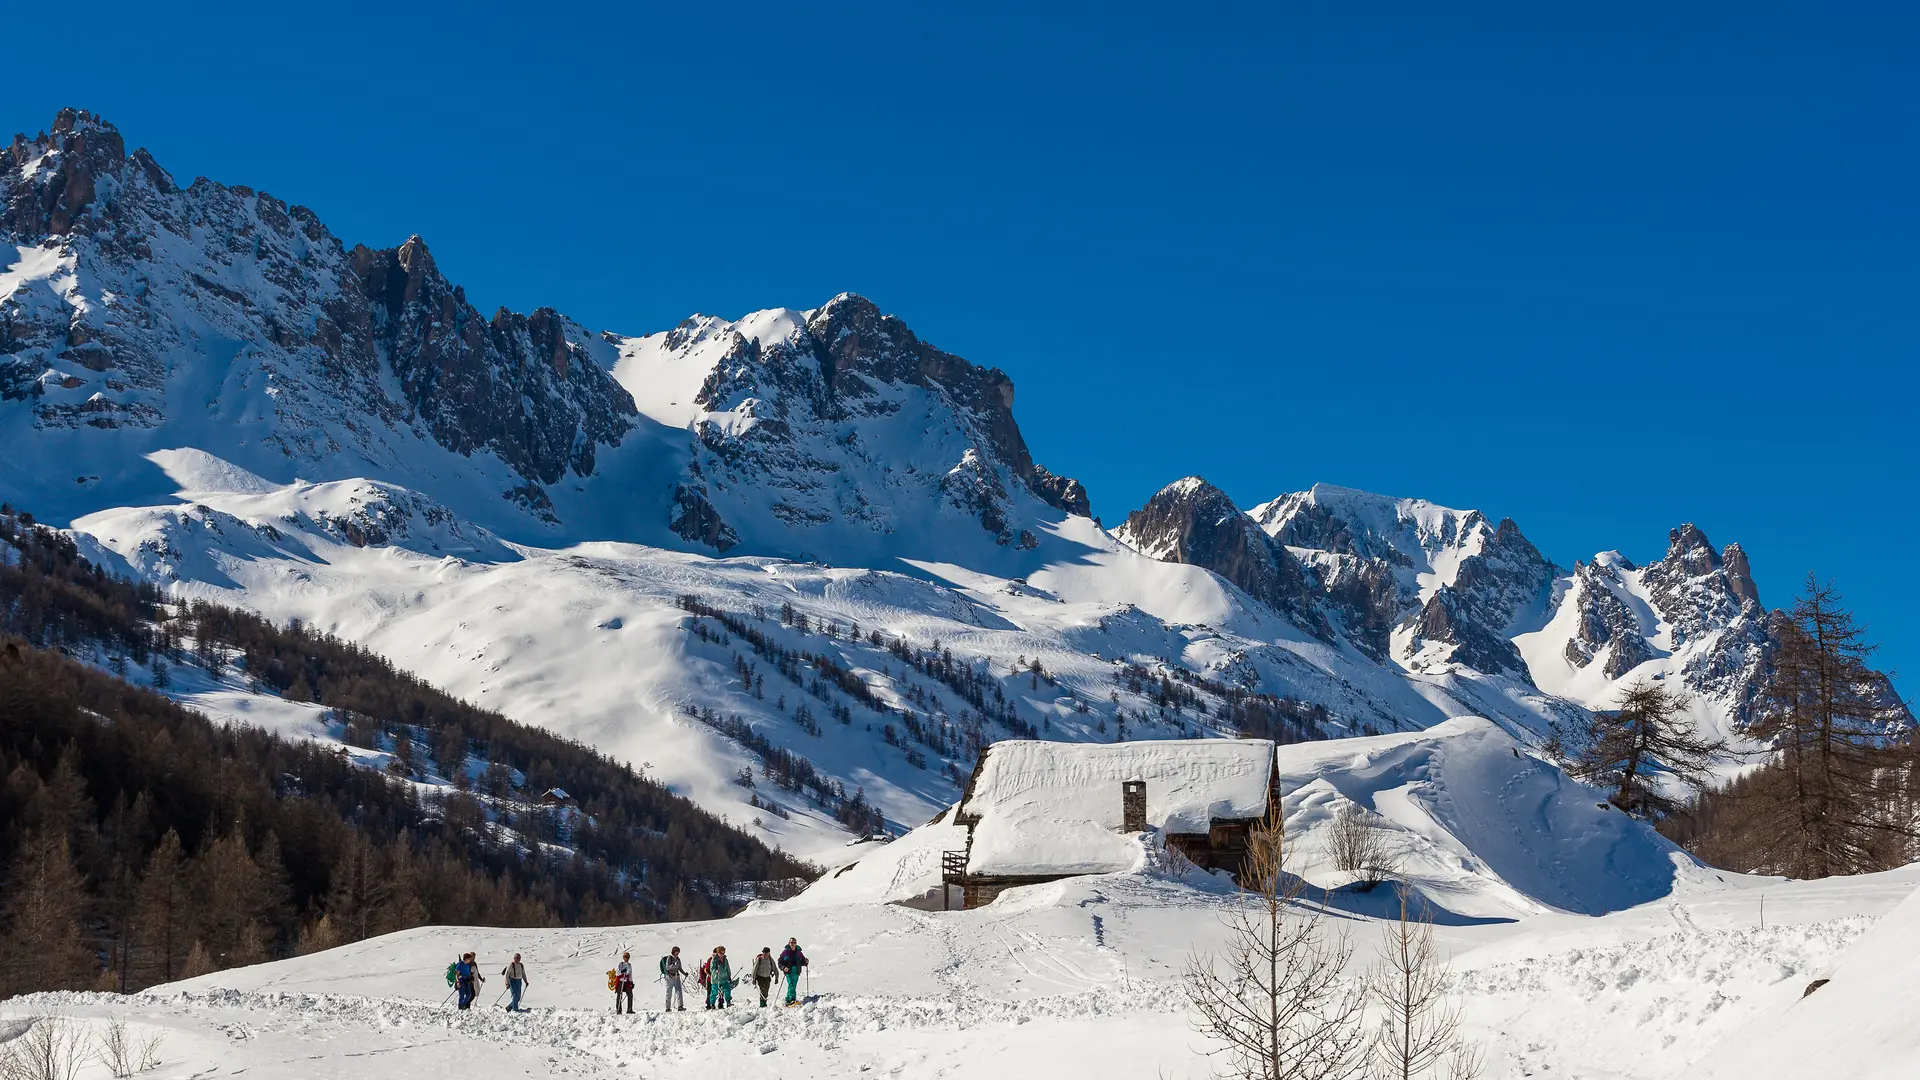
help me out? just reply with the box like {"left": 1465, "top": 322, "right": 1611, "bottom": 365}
{"left": 440, "top": 989, "right": 456, "bottom": 1007}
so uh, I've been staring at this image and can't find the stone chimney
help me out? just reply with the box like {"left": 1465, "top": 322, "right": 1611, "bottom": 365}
{"left": 1122, "top": 779, "right": 1147, "bottom": 833}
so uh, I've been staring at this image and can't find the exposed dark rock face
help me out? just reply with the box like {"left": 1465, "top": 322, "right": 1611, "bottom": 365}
{"left": 0, "top": 109, "right": 636, "bottom": 504}
{"left": 347, "top": 237, "right": 632, "bottom": 485}
{"left": 795, "top": 294, "right": 1088, "bottom": 518}
{"left": 1408, "top": 517, "right": 1556, "bottom": 676}
{"left": 1248, "top": 488, "right": 1556, "bottom": 679}
{"left": 1640, "top": 524, "right": 1773, "bottom": 725}
{"left": 1561, "top": 559, "right": 1660, "bottom": 679}
{"left": 1312, "top": 556, "right": 1402, "bottom": 661}
{"left": 669, "top": 482, "right": 740, "bottom": 553}
{"left": 1115, "top": 478, "right": 1327, "bottom": 635}
{"left": 659, "top": 293, "right": 1087, "bottom": 552}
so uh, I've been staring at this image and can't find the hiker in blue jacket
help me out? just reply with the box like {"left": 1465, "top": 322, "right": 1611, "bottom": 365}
{"left": 454, "top": 952, "right": 483, "bottom": 1009}
{"left": 778, "top": 939, "right": 808, "bottom": 1006}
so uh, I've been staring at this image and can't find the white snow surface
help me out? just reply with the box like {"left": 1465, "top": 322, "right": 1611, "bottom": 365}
{"left": 960, "top": 739, "right": 1275, "bottom": 876}
{"left": 1695, "top": 873, "right": 1920, "bottom": 1080}
{"left": 6, "top": 837, "right": 1916, "bottom": 1079}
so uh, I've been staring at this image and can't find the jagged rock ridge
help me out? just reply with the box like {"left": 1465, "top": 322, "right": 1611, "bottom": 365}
{"left": 0, "top": 109, "right": 636, "bottom": 511}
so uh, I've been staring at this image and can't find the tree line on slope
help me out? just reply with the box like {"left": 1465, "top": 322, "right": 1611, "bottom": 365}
{"left": 0, "top": 507, "right": 810, "bottom": 997}
{"left": 1550, "top": 572, "right": 1915, "bottom": 879}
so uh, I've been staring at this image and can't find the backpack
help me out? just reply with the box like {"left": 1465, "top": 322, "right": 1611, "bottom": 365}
{"left": 446, "top": 962, "right": 458, "bottom": 987}
{"left": 606, "top": 968, "right": 618, "bottom": 991}
{"left": 659, "top": 955, "right": 670, "bottom": 976}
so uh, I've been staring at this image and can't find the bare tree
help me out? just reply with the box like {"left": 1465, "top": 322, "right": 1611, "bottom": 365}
{"left": 87, "top": 1019, "right": 163, "bottom": 1080}
{"left": 0, "top": 1017, "right": 84, "bottom": 1080}
{"left": 1185, "top": 810, "right": 1368, "bottom": 1080}
{"left": 92, "top": 1018, "right": 133, "bottom": 1080}
{"left": 1327, "top": 805, "right": 1397, "bottom": 891}
{"left": 1366, "top": 883, "right": 1482, "bottom": 1080}
{"left": 1564, "top": 679, "right": 1723, "bottom": 820}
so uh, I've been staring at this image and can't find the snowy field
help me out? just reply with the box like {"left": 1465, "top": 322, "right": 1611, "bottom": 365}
{"left": 6, "top": 722, "right": 1918, "bottom": 1080}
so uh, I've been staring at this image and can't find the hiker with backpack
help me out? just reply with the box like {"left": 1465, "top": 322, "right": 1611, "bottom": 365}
{"left": 501, "top": 953, "right": 529, "bottom": 1012}
{"left": 613, "top": 951, "right": 636, "bottom": 1014}
{"left": 752, "top": 947, "right": 778, "bottom": 1007}
{"left": 453, "top": 952, "right": 483, "bottom": 1010}
{"left": 700, "top": 946, "right": 734, "bottom": 1009}
{"left": 660, "top": 946, "right": 687, "bottom": 1012}
{"left": 778, "top": 938, "right": 808, "bottom": 1006}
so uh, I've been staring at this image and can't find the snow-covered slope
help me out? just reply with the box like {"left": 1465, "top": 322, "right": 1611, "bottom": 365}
{"left": 812, "top": 718, "right": 1696, "bottom": 922}
{"left": 6, "top": 818, "right": 1915, "bottom": 1079}
{"left": 1696, "top": 873, "right": 1920, "bottom": 1079}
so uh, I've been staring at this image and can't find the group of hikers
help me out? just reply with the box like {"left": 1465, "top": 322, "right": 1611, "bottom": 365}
{"left": 445, "top": 939, "right": 810, "bottom": 1014}
{"left": 615, "top": 939, "right": 810, "bottom": 1011}
{"left": 447, "top": 951, "right": 531, "bottom": 1012}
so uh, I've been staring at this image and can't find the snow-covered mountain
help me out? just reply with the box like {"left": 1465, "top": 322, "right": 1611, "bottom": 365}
{"left": 1, "top": 108, "right": 1905, "bottom": 858}
{"left": 1122, "top": 478, "right": 1889, "bottom": 757}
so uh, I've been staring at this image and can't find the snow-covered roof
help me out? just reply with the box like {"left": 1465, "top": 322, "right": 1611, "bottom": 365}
{"left": 959, "top": 739, "right": 1276, "bottom": 877}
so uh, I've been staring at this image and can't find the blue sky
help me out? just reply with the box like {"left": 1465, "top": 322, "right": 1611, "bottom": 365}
{"left": 7, "top": 2, "right": 1916, "bottom": 686}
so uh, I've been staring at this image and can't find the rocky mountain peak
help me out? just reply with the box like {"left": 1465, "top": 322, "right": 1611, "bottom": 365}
{"left": 1666, "top": 523, "right": 1721, "bottom": 577}
{"left": 2, "top": 108, "right": 636, "bottom": 511}
{"left": 1723, "top": 541, "right": 1760, "bottom": 607}
{"left": 637, "top": 295, "right": 1085, "bottom": 558}
{"left": 1116, "top": 478, "right": 1326, "bottom": 634}
{"left": 4, "top": 109, "right": 126, "bottom": 237}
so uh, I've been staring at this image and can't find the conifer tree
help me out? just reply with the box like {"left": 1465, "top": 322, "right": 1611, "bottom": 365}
{"left": 1566, "top": 680, "right": 1722, "bottom": 820}
{"left": 0, "top": 829, "right": 94, "bottom": 995}
{"left": 1744, "top": 576, "right": 1915, "bottom": 876}
{"left": 131, "top": 829, "right": 193, "bottom": 986}
{"left": 195, "top": 824, "right": 272, "bottom": 968}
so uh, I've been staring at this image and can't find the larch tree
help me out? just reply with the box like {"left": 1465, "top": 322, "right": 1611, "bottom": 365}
{"left": 1185, "top": 809, "right": 1368, "bottom": 1080}
{"left": 194, "top": 824, "right": 275, "bottom": 969}
{"left": 131, "top": 829, "right": 193, "bottom": 986}
{"left": 1744, "top": 575, "right": 1915, "bottom": 877}
{"left": 1366, "top": 883, "right": 1481, "bottom": 1080}
{"left": 0, "top": 828, "right": 94, "bottom": 995}
{"left": 1567, "top": 679, "right": 1723, "bottom": 820}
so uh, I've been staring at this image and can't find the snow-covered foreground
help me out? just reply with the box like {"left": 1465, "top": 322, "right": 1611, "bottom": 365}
{"left": 5, "top": 856, "right": 1914, "bottom": 1080}
{"left": 8, "top": 721, "right": 1918, "bottom": 1079}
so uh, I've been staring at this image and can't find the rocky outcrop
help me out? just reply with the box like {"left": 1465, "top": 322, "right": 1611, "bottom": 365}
{"left": 795, "top": 294, "right": 1089, "bottom": 518}
{"left": 1247, "top": 487, "right": 1556, "bottom": 679}
{"left": 0, "top": 109, "right": 636, "bottom": 507}
{"left": 1639, "top": 524, "right": 1773, "bottom": 725}
{"left": 1407, "top": 517, "right": 1556, "bottom": 676}
{"left": 646, "top": 293, "right": 1086, "bottom": 554}
{"left": 669, "top": 482, "right": 740, "bottom": 553}
{"left": 348, "top": 236, "right": 633, "bottom": 485}
{"left": 1561, "top": 558, "right": 1660, "bottom": 679}
{"left": 1115, "top": 478, "right": 1327, "bottom": 634}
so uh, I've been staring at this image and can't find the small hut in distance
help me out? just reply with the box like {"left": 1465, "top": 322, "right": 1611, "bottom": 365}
{"left": 944, "top": 739, "right": 1280, "bottom": 909}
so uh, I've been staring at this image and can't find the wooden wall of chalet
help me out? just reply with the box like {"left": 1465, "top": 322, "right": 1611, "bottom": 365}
{"left": 1167, "top": 819, "right": 1257, "bottom": 883}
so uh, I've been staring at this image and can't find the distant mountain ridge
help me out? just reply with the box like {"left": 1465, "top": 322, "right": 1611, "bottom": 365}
{"left": 1, "top": 108, "right": 1906, "bottom": 855}
{"left": 1, "top": 109, "right": 1081, "bottom": 560}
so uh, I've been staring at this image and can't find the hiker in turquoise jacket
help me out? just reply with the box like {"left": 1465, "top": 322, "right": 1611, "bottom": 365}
{"left": 778, "top": 939, "right": 808, "bottom": 1006}
{"left": 703, "top": 946, "right": 734, "bottom": 1009}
